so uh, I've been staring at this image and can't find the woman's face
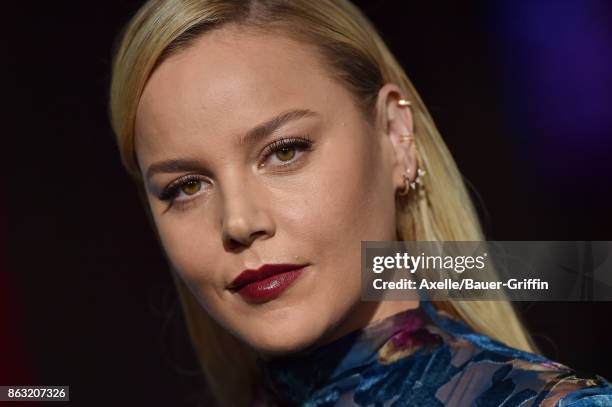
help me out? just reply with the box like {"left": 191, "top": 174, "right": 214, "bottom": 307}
{"left": 135, "top": 25, "right": 407, "bottom": 355}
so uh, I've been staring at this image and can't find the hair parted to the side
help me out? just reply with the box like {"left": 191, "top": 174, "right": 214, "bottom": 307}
{"left": 110, "top": 1, "right": 539, "bottom": 405}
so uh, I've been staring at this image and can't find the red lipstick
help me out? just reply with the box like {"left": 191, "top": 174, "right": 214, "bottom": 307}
{"left": 229, "top": 263, "right": 308, "bottom": 303}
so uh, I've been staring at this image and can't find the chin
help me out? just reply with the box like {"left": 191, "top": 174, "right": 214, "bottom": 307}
{"left": 238, "top": 305, "right": 332, "bottom": 357}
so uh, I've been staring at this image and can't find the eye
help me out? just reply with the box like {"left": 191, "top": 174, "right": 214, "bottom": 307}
{"left": 159, "top": 174, "right": 208, "bottom": 205}
{"left": 261, "top": 136, "right": 314, "bottom": 168}
{"left": 177, "top": 178, "right": 202, "bottom": 199}
{"left": 275, "top": 147, "right": 296, "bottom": 162}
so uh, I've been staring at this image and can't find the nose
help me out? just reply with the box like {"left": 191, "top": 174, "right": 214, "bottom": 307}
{"left": 220, "top": 175, "right": 275, "bottom": 250}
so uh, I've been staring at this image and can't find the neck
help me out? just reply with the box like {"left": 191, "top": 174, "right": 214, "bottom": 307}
{"left": 256, "top": 300, "right": 430, "bottom": 406}
{"left": 256, "top": 300, "right": 420, "bottom": 362}
{"left": 318, "top": 299, "right": 420, "bottom": 347}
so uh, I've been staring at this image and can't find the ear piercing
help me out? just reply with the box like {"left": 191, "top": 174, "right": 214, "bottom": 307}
{"left": 398, "top": 99, "right": 411, "bottom": 107}
{"left": 398, "top": 168, "right": 426, "bottom": 196}
{"left": 399, "top": 133, "right": 414, "bottom": 143}
{"left": 398, "top": 98, "right": 413, "bottom": 143}
{"left": 396, "top": 97, "right": 425, "bottom": 196}
{"left": 412, "top": 168, "right": 426, "bottom": 188}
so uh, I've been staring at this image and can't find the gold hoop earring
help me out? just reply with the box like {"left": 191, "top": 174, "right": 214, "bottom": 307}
{"left": 397, "top": 168, "right": 426, "bottom": 197}
{"left": 399, "top": 133, "right": 414, "bottom": 143}
{"left": 398, "top": 171, "right": 411, "bottom": 196}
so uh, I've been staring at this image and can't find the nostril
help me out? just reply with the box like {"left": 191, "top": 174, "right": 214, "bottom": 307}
{"left": 224, "top": 237, "right": 244, "bottom": 251}
{"left": 229, "top": 232, "right": 262, "bottom": 247}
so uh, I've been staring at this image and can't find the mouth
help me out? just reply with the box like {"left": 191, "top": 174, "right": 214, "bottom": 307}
{"left": 228, "top": 263, "right": 309, "bottom": 304}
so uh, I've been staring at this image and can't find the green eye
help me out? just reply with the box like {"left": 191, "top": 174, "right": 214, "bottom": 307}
{"left": 275, "top": 147, "right": 296, "bottom": 161}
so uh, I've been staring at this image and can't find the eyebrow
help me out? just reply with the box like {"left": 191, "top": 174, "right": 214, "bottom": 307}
{"left": 145, "top": 108, "right": 318, "bottom": 181}
{"left": 237, "top": 108, "right": 317, "bottom": 147}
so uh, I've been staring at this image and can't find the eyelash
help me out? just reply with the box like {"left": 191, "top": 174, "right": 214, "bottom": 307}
{"left": 158, "top": 136, "right": 314, "bottom": 211}
{"left": 260, "top": 136, "right": 314, "bottom": 168}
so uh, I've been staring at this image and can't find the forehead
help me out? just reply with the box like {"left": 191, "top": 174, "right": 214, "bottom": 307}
{"left": 135, "top": 25, "right": 345, "bottom": 160}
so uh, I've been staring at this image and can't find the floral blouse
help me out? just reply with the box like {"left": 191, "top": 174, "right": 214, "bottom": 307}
{"left": 253, "top": 301, "right": 612, "bottom": 406}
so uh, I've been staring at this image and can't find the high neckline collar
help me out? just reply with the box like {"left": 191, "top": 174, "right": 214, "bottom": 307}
{"left": 257, "top": 304, "right": 443, "bottom": 405}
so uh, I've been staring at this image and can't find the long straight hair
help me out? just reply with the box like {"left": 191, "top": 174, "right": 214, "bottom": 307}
{"left": 110, "top": 1, "right": 539, "bottom": 405}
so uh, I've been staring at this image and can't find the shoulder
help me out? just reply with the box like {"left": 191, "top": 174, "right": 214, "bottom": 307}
{"left": 420, "top": 302, "right": 612, "bottom": 406}
{"left": 429, "top": 324, "right": 612, "bottom": 406}
{"left": 442, "top": 330, "right": 612, "bottom": 406}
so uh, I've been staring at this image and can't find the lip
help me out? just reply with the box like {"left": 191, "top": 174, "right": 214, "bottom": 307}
{"left": 229, "top": 263, "right": 308, "bottom": 303}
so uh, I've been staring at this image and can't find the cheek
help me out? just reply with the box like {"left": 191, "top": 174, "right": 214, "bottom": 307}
{"left": 302, "top": 133, "right": 395, "bottom": 245}
{"left": 291, "top": 131, "right": 395, "bottom": 307}
{"left": 153, "top": 215, "right": 222, "bottom": 291}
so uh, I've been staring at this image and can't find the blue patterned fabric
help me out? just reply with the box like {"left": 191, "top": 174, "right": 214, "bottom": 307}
{"left": 253, "top": 302, "right": 612, "bottom": 406}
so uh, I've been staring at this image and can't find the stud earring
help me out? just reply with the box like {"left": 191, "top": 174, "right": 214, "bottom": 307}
{"left": 412, "top": 168, "right": 426, "bottom": 189}
{"left": 398, "top": 99, "right": 411, "bottom": 107}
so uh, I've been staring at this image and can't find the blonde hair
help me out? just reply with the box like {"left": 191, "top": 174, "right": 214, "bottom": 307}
{"left": 109, "top": 1, "right": 539, "bottom": 405}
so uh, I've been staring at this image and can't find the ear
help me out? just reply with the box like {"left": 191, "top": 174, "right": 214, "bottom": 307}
{"left": 376, "top": 83, "right": 418, "bottom": 194}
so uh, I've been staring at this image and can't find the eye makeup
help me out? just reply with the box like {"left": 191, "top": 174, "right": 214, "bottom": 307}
{"left": 156, "top": 134, "right": 316, "bottom": 212}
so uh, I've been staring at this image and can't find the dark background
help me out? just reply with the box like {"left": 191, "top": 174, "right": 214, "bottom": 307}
{"left": 2, "top": 0, "right": 611, "bottom": 406}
